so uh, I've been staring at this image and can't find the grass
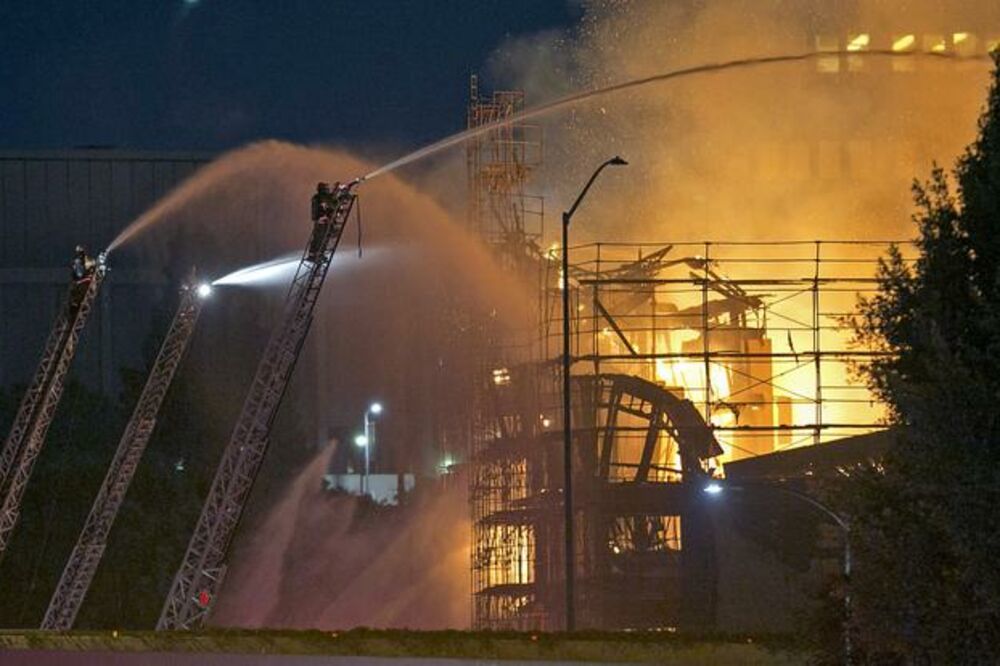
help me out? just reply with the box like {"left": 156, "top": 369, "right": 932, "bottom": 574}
{"left": 0, "top": 628, "right": 812, "bottom": 664}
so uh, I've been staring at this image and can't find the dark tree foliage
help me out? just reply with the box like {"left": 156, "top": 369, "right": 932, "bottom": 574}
{"left": 0, "top": 293, "right": 208, "bottom": 629}
{"left": 0, "top": 381, "right": 124, "bottom": 626}
{"left": 845, "top": 52, "right": 1000, "bottom": 663}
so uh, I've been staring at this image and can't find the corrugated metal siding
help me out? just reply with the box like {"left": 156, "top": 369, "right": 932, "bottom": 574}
{"left": 0, "top": 150, "right": 213, "bottom": 394}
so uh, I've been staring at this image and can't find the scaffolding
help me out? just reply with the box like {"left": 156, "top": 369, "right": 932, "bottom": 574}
{"left": 465, "top": 77, "right": 546, "bottom": 627}
{"left": 471, "top": 239, "right": 901, "bottom": 630}
{"left": 545, "top": 241, "right": 901, "bottom": 458}
{"left": 465, "top": 75, "right": 544, "bottom": 263}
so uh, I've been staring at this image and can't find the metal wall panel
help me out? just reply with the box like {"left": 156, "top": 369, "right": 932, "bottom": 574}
{"left": 0, "top": 151, "right": 213, "bottom": 394}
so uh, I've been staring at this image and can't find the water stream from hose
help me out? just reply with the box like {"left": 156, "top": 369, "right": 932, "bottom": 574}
{"left": 358, "top": 49, "right": 990, "bottom": 183}
{"left": 105, "top": 49, "right": 989, "bottom": 255}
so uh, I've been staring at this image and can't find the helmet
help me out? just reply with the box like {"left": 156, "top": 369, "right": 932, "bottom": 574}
{"left": 317, "top": 182, "right": 331, "bottom": 194}
{"left": 75, "top": 245, "right": 85, "bottom": 255}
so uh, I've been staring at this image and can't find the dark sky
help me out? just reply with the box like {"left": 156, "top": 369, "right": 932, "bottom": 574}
{"left": 1, "top": 1, "right": 577, "bottom": 152}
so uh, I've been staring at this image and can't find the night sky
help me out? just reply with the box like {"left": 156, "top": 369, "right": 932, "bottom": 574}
{"left": 1, "top": 1, "right": 577, "bottom": 152}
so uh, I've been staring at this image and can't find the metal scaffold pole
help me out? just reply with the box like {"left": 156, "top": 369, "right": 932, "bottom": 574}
{"left": 0, "top": 261, "right": 107, "bottom": 561}
{"left": 157, "top": 186, "right": 358, "bottom": 630}
{"left": 41, "top": 276, "right": 206, "bottom": 630}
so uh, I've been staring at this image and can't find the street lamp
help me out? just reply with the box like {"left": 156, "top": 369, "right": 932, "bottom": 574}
{"left": 561, "top": 155, "right": 627, "bottom": 631}
{"left": 703, "top": 481, "right": 851, "bottom": 663}
{"left": 354, "top": 434, "right": 369, "bottom": 495}
{"left": 360, "top": 402, "right": 383, "bottom": 496}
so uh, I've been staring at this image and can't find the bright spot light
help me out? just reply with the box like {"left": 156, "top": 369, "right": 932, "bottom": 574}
{"left": 369, "top": 402, "right": 383, "bottom": 415}
{"left": 846, "top": 33, "right": 870, "bottom": 52}
{"left": 354, "top": 434, "right": 369, "bottom": 447}
{"left": 892, "top": 34, "right": 915, "bottom": 51}
{"left": 492, "top": 367, "right": 511, "bottom": 386}
{"left": 196, "top": 283, "right": 212, "bottom": 299}
{"left": 953, "top": 32, "right": 970, "bottom": 45}
{"left": 704, "top": 482, "right": 724, "bottom": 496}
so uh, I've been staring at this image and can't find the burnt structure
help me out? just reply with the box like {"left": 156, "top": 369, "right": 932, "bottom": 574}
{"left": 473, "top": 366, "right": 723, "bottom": 629}
{"left": 470, "top": 238, "right": 897, "bottom": 630}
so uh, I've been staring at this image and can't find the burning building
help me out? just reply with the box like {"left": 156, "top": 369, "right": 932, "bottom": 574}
{"left": 465, "top": 3, "right": 1000, "bottom": 629}
{"left": 470, "top": 237, "right": 896, "bottom": 631}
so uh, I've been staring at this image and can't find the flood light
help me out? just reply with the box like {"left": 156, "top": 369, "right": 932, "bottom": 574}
{"left": 196, "top": 283, "right": 212, "bottom": 299}
{"left": 354, "top": 434, "right": 369, "bottom": 447}
{"left": 369, "top": 402, "right": 383, "bottom": 415}
{"left": 703, "top": 482, "right": 724, "bottom": 495}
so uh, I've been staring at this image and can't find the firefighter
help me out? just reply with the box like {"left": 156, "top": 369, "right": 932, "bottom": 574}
{"left": 311, "top": 182, "right": 336, "bottom": 222}
{"left": 309, "top": 182, "right": 337, "bottom": 259}
{"left": 70, "top": 245, "right": 96, "bottom": 282}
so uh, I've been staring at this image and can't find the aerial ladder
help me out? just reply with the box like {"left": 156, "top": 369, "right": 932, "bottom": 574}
{"left": 157, "top": 182, "right": 359, "bottom": 629}
{"left": 0, "top": 255, "right": 107, "bottom": 560}
{"left": 41, "top": 276, "right": 207, "bottom": 630}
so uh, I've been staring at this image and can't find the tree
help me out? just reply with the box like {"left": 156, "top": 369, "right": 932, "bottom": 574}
{"left": 845, "top": 52, "right": 1000, "bottom": 662}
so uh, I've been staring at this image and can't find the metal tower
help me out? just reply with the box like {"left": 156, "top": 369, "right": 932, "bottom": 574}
{"left": 157, "top": 188, "right": 358, "bottom": 630}
{"left": 41, "top": 276, "right": 207, "bottom": 630}
{"left": 0, "top": 261, "right": 107, "bottom": 559}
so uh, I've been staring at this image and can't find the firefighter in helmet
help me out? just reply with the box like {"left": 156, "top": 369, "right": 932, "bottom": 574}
{"left": 70, "top": 245, "right": 97, "bottom": 282}
{"left": 309, "top": 183, "right": 337, "bottom": 259}
{"left": 311, "top": 182, "right": 337, "bottom": 222}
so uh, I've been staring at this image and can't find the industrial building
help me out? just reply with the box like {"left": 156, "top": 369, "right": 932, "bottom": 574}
{"left": 0, "top": 150, "right": 210, "bottom": 394}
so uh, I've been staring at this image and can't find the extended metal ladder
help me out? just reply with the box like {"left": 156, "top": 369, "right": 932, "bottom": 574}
{"left": 42, "top": 277, "right": 205, "bottom": 629}
{"left": 0, "top": 264, "right": 107, "bottom": 560}
{"left": 157, "top": 189, "right": 357, "bottom": 629}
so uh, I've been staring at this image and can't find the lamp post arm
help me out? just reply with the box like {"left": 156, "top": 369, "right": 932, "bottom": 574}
{"left": 722, "top": 480, "right": 851, "bottom": 662}
{"left": 564, "top": 159, "right": 617, "bottom": 223}
{"left": 729, "top": 481, "right": 849, "bottom": 532}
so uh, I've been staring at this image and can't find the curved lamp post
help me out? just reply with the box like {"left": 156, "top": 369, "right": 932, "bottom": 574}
{"left": 561, "top": 156, "right": 627, "bottom": 631}
{"left": 704, "top": 481, "right": 851, "bottom": 663}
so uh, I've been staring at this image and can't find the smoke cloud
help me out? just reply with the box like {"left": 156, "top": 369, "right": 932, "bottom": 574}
{"left": 488, "top": 0, "right": 1000, "bottom": 242}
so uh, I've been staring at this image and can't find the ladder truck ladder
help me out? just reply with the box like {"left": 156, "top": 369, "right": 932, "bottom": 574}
{"left": 41, "top": 277, "right": 206, "bottom": 630}
{"left": 0, "top": 263, "right": 107, "bottom": 560}
{"left": 158, "top": 187, "right": 358, "bottom": 630}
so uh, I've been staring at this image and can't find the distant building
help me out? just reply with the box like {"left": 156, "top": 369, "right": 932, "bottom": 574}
{"left": 0, "top": 149, "right": 210, "bottom": 394}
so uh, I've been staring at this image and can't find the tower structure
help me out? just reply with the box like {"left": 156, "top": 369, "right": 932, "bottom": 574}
{"left": 465, "top": 75, "right": 544, "bottom": 271}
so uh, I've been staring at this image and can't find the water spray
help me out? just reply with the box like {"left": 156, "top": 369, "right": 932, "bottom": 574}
{"left": 360, "top": 48, "right": 993, "bottom": 182}
{"left": 211, "top": 255, "right": 301, "bottom": 287}
{"left": 104, "top": 49, "right": 991, "bottom": 257}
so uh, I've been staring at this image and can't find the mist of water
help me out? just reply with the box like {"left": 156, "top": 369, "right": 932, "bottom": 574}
{"left": 211, "top": 448, "right": 471, "bottom": 629}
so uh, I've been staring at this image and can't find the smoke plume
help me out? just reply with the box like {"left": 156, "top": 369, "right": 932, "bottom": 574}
{"left": 489, "top": 0, "right": 1000, "bottom": 242}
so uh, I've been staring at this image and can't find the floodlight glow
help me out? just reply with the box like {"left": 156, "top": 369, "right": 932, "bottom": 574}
{"left": 369, "top": 402, "right": 383, "bottom": 415}
{"left": 196, "top": 283, "right": 212, "bottom": 299}
{"left": 212, "top": 255, "right": 300, "bottom": 287}
{"left": 354, "top": 434, "right": 369, "bottom": 447}
{"left": 703, "top": 482, "right": 724, "bottom": 495}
